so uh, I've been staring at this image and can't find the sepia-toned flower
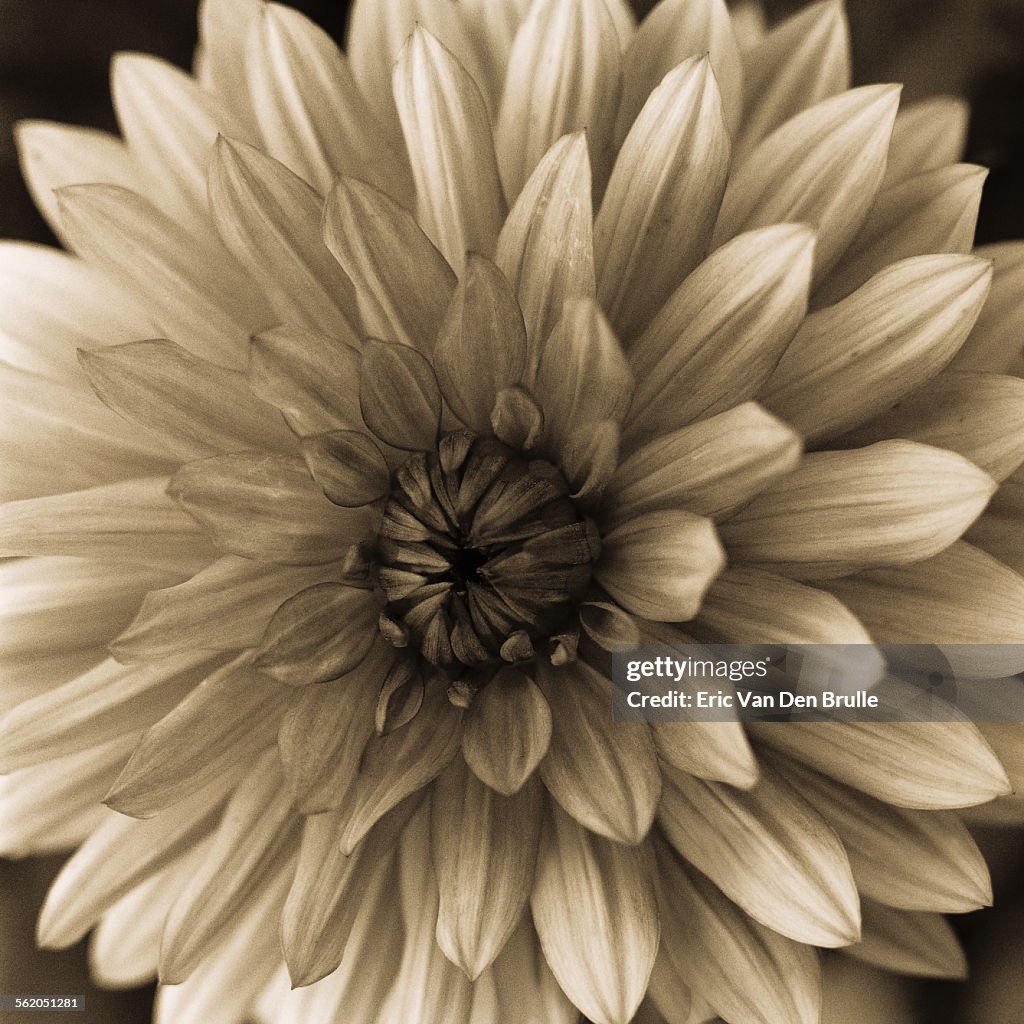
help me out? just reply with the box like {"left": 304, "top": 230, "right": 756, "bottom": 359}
{"left": 2, "top": 1, "right": 1023, "bottom": 1022}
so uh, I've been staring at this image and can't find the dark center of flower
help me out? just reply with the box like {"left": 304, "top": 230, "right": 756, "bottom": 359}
{"left": 372, "top": 431, "right": 600, "bottom": 670}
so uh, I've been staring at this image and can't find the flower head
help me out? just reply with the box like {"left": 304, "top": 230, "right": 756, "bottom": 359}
{"left": 2, "top": 1, "right": 1024, "bottom": 1022}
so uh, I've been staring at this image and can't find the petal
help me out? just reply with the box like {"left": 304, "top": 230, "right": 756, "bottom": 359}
{"left": 209, "top": 136, "right": 359, "bottom": 337}
{"left": 433, "top": 254, "right": 528, "bottom": 432}
{"left": 618, "top": 0, "right": 742, "bottom": 141}
{"left": 194, "top": 0, "right": 262, "bottom": 134}
{"left": 824, "top": 542, "right": 1024, "bottom": 673}
{"left": 535, "top": 298, "right": 632, "bottom": 447}
{"left": 253, "top": 582, "right": 380, "bottom": 686}
{"left": 79, "top": 339, "right": 297, "bottom": 460}
{"left": 654, "top": 840, "right": 821, "bottom": 1024}
{"left": 0, "top": 650, "right": 212, "bottom": 772}
{"left": 248, "top": 324, "right": 363, "bottom": 435}
{"left": 770, "top": 751, "right": 992, "bottom": 913}
{"left": 605, "top": 403, "right": 801, "bottom": 527}
{"left": 323, "top": 176, "right": 456, "bottom": 353}
{"left": 103, "top": 656, "right": 290, "bottom": 818}
{"left": 0, "top": 476, "right": 214, "bottom": 570}
{"left": 653, "top": 717, "right": 759, "bottom": 791}
{"left": 57, "top": 184, "right": 263, "bottom": 369}
{"left": 301, "top": 430, "right": 390, "bottom": 507}
{"left": 160, "top": 749, "right": 299, "bottom": 983}
{"left": 537, "top": 659, "right": 661, "bottom": 844}
{"left": 750, "top": 714, "right": 1010, "bottom": 810}
{"left": 718, "top": 441, "right": 996, "bottom": 580}
{"left": 432, "top": 758, "right": 541, "bottom": 978}
{"left": 496, "top": 0, "right": 621, "bottom": 201}
{"left": 658, "top": 760, "right": 861, "bottom": 947}
{"left": 596, "top": 510, "right": 725, "bottom": 621}
{"left": 596, "top": 55, "right": 729, "bottom": 339}
{"left": 168, "top": 453, "right": 368, "bottom": 565}
{"left": 845, "top": 901, "right": 967, "bottom": 980}
{"left": 394, "top": 28, "right": 505, "bottom": 272}
{"left": 336, "top": 683, "right": 463, "bottom": 853}
{"left": 462, "top": 666, "right": 553, "bottom": 796}
{"left": 841, "top": 372, "right": 1024, "bottom": 483}
{"left": 360, "top": 339, "right": 442, "bottom": 450}
{"left": 713, "top": 84, "right": 900, "bottom": 281}
{"left": 882, "top": 95, "right": 970, "bottom": 187}
{"left": 15, "top": 121, "right": 137, "bottom": 244}
{"left": 530, "top": 801, "right": 659, "bottom": 1024}
{"left": 111, "top": 557, "right": 333, "bottom": 662}
{"left": 951, "top": 240, "right": 1024, "bottom": 372}
{"left": 625, "top": 224, "right": 814, "bottom": 443}
{"left": 814, "top": 163, "right": 986, "bottom": 307}
{"left": 561, "top": 419, "right": 621, "bottom": 501}
{"left": 494, "top": 133, "right": 596, "bottom": 350}
{"left": 734, "top": 0, "right": 850, "bottom": 164}
{"left": 247, "top": 3, "right": 412, "bottom": 201}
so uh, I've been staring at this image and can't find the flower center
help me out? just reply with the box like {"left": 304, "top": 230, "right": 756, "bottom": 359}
{"left": 372, "top": 431, "right": 600, "bottom": 669}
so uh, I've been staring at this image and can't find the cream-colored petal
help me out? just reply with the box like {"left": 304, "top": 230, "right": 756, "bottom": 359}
{"left": 169, "top": 452, "right": 369, "bottom": 565}
{"left": 815, "top": 164, "right": 986, "bottom": 307}
{"left": 38, "top": 766, "right": 239, "bottom": 948}
{"left": 282, "top": 797, "right": 409, "bottom": 988}
{"left": 462, "top": 666, "right": 552, "bottom": 796}
{"left": 714, "top": 84, "right": 900, "bottom": 282}
{"left": 301, "top": 430, "right": 390, "bottom": 507}
{"left": 734, "top": 0, "right": 850, "bottom": 164}
{"left": 57, "top": 184, "right": 265, "bottom": 369}
{"left": 530, "top": 801, "right": 659, "bottom": 1024}
{"left": 951, "top": 240, "right": 1024, "bottom": 373}
{"left": 844, "top": 901, "right": 967, "bottom": 979}
{"left": 606, "top": 403, "right": 800, "bottom": 527}
{"left": 160, "top": 749, "right": 299, "bottom": 983}
{"left": 0, "top": 476, "right": 214, "bottom": 569}
{"left": 248, "top": 324, "right": 363, "bottom": 435}
{"left": 770, "top": 751, "right": 991, "bottom": 913}
{"left": 210, "top": 136, "right": 358, "bottom": 338}
{"left": 652, "top": 717, "right": 759, "bottom": 790}
{"left": 433, "top": 254, "right": 528, "bottom": 432}
{"left": 0, "top": 649, "right": 212, "bottom": 771}
{"left": 654, "top": 839, "right": 821, "bottom": 1024}
{"left": 336, "top": 683, "right": 463, "bottom": 853}
{"left": 596, "top": 511, "right": 725, "bottom": 622}
{"left": 395, "top": 27, "right": 505, "bottom": 272}
{"left": 80, "top": 338, "right": 297, "bottom": 460}
{"left": 111, "top": 557, "right": 333, "bottom": 662}
{"left": 824, "top": 542, "right": 1024, "bottom": 675}
{"left": 432, "top": 758, "right": 541, "bottom": 978}
{"left": 360, "top": 339, "right": 442, "bottom": 450}
{"left": 537, "top": 659, "right": 661, "bottom": 844}
{"left": 0, "top": 647, "right": 106, "bottom": 717}
{"left": 561, "top": 419, "right": 620, "bottom": 501}
{"left": 882, "top": 95, "right": 970, "bottom": 188}
{"left": 596, "top": 56, "right": 729, "bottom": 339}
{"left": 323, "top": 177, "right": 456, "bottom": 353}
{"left": 496, "top": 0, "right": 621, "bottom": 202}
{"left": 751, "top": 713, "right": 1010, "bottom": 810}
{"left": 618, "top": 0, "right": 742, "bottom": 142}
{"left": 718, "top": 441, "right": 996, "bottom": 580}
{"left": 194, "top": 0, "right": 262, "bottom": 135}
{"left": 839, "top": 372, "right": 1024, "bottom": 483}
{"left": 625, "top": 224, "right": 814, "bottom": 443}
{"left": 15, "top": 121, "right": 137, "bottom": 244}
{"left": 247, "top": 3, "right": 411, "bottom": 202}
{"left": 495, "top": 133, "right": 595, "bottom": 351}
{"left": 658, "top": 760, "right": 861, "bottom": 947}
{"left": 103, "top": 655, "right": 289, "bottom": 818}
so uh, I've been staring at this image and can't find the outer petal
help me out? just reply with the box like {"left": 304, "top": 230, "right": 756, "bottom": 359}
{"left": 530, "top": 801, "right": 659, "bottom": 1024}
{"left": 194, "top": 0, "right": 262, "bottom": 134}
{"left": 536, "top": 660, "right": 661, "bottom": 845}
{"left": 359, "top": 339, "right": 442, "bottom": 451}
{"left": 882, "top": 95, "right": 970, "bottom": 187}
{"left": 301, "top": 430, "right": 390, "bottom": 507}
{"left": 845, "top": 901, "right": 968, "bottom": 979}
{"left": 718, "top": 441, "right": 996, "bottom": 580}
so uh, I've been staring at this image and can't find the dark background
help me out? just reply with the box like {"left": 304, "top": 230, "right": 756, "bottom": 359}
{"left": 2, "top": 2, "right": 1024, "bottom": 1022}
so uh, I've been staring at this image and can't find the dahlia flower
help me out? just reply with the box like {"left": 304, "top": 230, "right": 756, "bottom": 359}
{"left": 2, "top": 1, "right": 1023, "bottom": 1023}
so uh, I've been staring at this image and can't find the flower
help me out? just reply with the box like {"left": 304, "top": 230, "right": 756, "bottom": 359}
{"left": 1, "top": 1, "right": 1023, "bottom": 1022}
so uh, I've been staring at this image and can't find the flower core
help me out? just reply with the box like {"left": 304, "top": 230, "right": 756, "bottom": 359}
{"left": 373, "top": 431, "right": 600, "bottom": 670}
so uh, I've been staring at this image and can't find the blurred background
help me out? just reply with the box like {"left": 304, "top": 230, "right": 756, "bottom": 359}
{"left": 2, "top": 1, "right": 1024, "bottom": 1022}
